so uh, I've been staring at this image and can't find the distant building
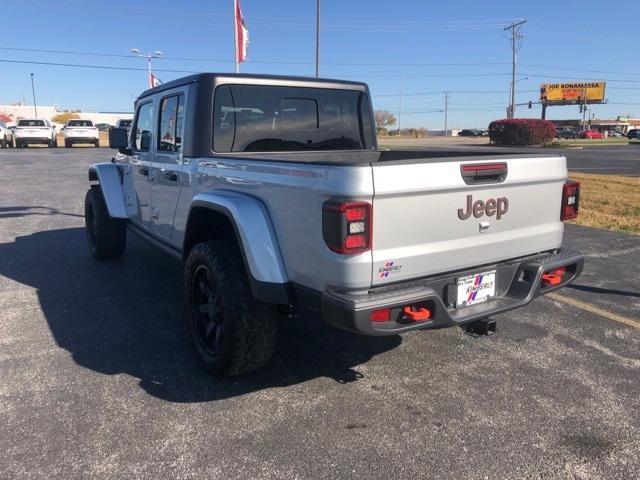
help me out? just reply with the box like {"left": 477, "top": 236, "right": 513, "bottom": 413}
{"left": 549, "top": 117, "right": 640, "bottom": 133}
{"left": 0, "top": 104, "right": 132, "bottom": 128}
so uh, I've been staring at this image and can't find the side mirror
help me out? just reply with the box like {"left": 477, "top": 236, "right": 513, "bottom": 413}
{"left": 109, "top": 127, "right": 129, "bottom": 151}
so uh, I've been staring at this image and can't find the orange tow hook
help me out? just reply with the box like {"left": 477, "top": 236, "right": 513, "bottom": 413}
{"left": 542, "top": 267, "right": 566, "bottom": 287}
{"left": 403, "top": 306, "right": 431, "bottom": 321}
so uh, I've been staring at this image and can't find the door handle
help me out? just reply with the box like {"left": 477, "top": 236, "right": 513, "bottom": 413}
{"left": 162, "top": 171, "right": 178, "bottom": 182}
{"left": 139, "top": 166, "right": 149, "bottom": 176}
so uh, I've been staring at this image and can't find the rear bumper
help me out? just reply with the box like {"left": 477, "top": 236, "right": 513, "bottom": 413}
{"left": 317, "top": 249, "right": 584, "bottom": 336}
{"left": 17, "top": 137, "right": 51, "bottom": 144}
{"left": 65, "top": 137, "right": 99, "bottom": 143}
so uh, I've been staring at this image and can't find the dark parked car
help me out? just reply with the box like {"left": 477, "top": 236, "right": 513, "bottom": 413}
{"left": 627, "top": 129, "right": 640, "bottom": 139}
{"left": 557, "top": 128, "right": 579, "bottom": 139}
{"left": 458, "top": 129, "right": 483, "bottom": 137}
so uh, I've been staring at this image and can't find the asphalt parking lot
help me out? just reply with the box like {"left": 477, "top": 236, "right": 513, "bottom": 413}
{"left": 1, "top": 148, "right": 639, "bottom": 479}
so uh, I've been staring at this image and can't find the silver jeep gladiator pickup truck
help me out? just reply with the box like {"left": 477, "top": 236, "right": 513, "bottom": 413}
{"left": 86, "top": 73, "right": 583, "bottom": 376}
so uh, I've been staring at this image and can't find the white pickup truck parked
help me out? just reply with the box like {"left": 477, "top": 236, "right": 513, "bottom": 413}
{"left": 62, "top": 119, "right": 100, "bottom": 147}
{"left": 13, "top": 119, "right": 56, "bottom": 148}
{"left": 85, "top": 73, "right": 583, "bottom": 376}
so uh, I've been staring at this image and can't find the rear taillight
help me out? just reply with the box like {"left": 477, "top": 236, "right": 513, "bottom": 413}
{"left": 561, "top": 180, "right": 580, "bottom": 220}
{"left": 323, "top": 200, "right": 372, "bottom": 254}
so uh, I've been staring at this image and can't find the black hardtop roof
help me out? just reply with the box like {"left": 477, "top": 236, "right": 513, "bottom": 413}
{"left": 138, "top": 72, "right": 369, "bottom": 99}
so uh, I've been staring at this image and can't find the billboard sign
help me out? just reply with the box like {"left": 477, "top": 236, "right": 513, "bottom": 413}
{"left": 540, "top": 82, "right": 606, "bottom": 104}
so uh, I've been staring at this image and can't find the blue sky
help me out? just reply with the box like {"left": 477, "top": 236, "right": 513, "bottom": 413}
{"left": 1, "top": 0, "right": 639, "bottom": 129}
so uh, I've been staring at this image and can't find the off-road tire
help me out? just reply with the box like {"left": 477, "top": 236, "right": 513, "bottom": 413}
{"left": 84, "top": 187, "right": 126, "bottom": 260}
{"left": 48, "top": 139, "right": 55, "bottom": 148}
{"left": 1, "top": 137, "right": 6, "bottom": 148}
{"left": 184, "top": 239, "right": 278, "bottom": 377}
{"left": 65, "top": 140, "right": 72, "bottom": 148}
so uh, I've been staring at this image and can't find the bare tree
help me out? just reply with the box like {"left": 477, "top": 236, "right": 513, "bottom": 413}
{"left": 374, "top": 110, "right": 397, "bottom": 134}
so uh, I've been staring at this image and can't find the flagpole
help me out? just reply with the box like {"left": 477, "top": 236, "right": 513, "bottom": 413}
{"left": 147, "top": 53, "right": 152, "bottom": 87}
{"left": 233, "top": 0, "right": 239, "bottom": 73}
{"left": 315, "top": 0, "right": 320, "bottom": 78}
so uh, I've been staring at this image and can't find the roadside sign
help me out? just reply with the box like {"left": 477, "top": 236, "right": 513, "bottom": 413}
{"left": 540, "top": 82, "right": 606, "bottom": 104}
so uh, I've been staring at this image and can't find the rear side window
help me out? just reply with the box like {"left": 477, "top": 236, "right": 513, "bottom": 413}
{"left": 158, "top": 94, "right": 184, "bottom": 152}
{"left": 213, "top": 85, "right": 374, "bottom": 152}
{"left": 133, "top": 102, "right": 154, "bottom": 151}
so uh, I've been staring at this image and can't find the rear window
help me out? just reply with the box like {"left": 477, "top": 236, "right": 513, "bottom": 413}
{"left": 67, "top": 120, "right": 93, "bottom": 127}
{"left": 18, "top": 120, "right": 45, "bottom": 127}
{"left": 213, "top": 85, "right": 374, "bottom": 152}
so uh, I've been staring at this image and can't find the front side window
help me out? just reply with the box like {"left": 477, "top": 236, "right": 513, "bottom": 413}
{"left": 158, "top": 95, "right": 184, "bottom": 153}
{"left": 213, "top": 85, "right": 374, "bottom": 152}
{"left": 133, "top": 102, "right": 154, "bottom": 151}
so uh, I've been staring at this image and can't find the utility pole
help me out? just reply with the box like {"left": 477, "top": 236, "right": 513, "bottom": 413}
{"left": 30, "top": 73, "right": 38, "bottom": 118}
{"left": 581, "top": 87, "right": 587, "bottom": 129}
{"left": 444, "top": 91, "right": 448, "bottom": 136}
{"left": 504, "top": 20, "right": 526, "bottom": 119}
{"left": 315, "top": 0, "right": 320, "bottom": 77}
{"left": 398, "top": 78, "right": 403, "bottom": 136}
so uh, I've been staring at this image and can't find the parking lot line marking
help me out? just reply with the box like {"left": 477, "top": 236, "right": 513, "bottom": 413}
{"left": 548, "top": 292, "right": 640, "bottom": 330}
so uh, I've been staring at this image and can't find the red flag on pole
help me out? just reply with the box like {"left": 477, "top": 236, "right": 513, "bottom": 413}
{"left": 149, "top": 71, "right": 162, "bottom": 88}
{"left": 235, "top": 0, "right": 249, "bottom": 67}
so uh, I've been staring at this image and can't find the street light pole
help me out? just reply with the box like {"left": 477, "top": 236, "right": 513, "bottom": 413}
{"left": 30, "top": 73, "right": 38, "bottom": 118}
{"left": 131, "top": 48, "right": 164, "bottom": 87}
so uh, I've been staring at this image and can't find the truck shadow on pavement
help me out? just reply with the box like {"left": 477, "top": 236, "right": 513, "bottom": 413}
{"left": 0, "top": 228, "right": 401, "bottom": 403}
{"left": 0, "top": 206, "right": 85, "bottom": 219}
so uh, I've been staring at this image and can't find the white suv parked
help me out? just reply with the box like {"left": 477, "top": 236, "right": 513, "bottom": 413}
{"left": 14, "top": 119, "right": 56, "bottom": 148}
{"left": 62, "top": 119, "right": 100, "bottom": 147}
{"left": 0, "top": 121, "right": 14, "bottom": 148}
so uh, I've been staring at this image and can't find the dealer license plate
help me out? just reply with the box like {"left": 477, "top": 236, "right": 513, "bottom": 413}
{"left": 456, "top": 270, "right": 496, "bottom": 307}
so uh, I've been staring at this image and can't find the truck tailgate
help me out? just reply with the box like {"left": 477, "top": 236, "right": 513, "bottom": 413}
{"left": 371, "top": 155, "right": 566, "bottom": 285}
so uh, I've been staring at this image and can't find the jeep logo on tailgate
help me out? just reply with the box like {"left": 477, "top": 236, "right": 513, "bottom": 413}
{"left": 458, "top": 195, "right": 509, "bottom": 220}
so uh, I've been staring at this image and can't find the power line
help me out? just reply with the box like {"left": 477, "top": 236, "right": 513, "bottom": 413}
{"left": 373, "top": 89, "right": 539, "bottom": 98}
{"left": 4, "top": 47, "right": 640, "bottom": 80}
{"left": 521, "top": 63, "right": 640, "bottom": 76}
{"left": 0, "top": 46, "right": 512, "bottom": 67}
{"left": 4, "top": 57, "right": 640, "bottom": 92}
{"left": 0, "top": 58, "right": 197, "bottom": 74}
